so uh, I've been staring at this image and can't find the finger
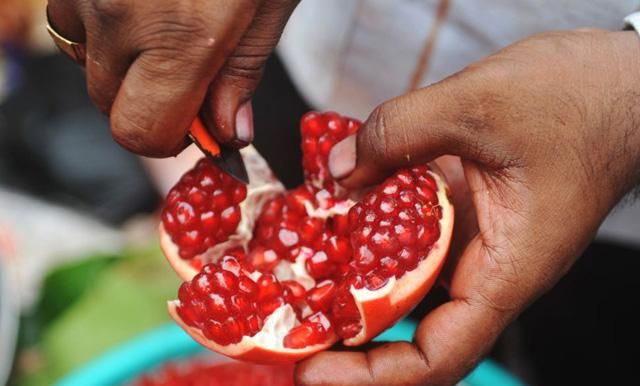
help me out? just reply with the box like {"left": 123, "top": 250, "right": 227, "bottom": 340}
{"left": 47, "top": 0, "right": 85, "bottom": 42}
{"left": 328, "top": 74, "right": 510, "bottom": 189}
{"left": 108, "top": 1, "right": 261, "bottom": 157}
{"left": 201, "top": 0, "right": 299, "bottom": 147}
{"left": 82, "top": 0, "right": 134, "bottom": 115}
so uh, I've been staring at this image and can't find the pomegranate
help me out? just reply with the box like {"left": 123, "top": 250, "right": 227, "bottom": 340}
{"left": 160, "top": 112, "right": 454, "bottom": 363}
{"left": 132, "top": 360, "right": 294, "bottom": 386}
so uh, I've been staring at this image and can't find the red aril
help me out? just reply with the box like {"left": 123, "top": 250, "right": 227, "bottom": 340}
{"left": 161, "top": 112, "right": 454, "bottom": 363}
{"left": 132, "top": 360, "right": 294, "bottom": 386}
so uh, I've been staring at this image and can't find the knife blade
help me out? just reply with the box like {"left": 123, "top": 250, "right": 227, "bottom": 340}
{"left": 189, "top": 117, "right": 249, "bottom": 185}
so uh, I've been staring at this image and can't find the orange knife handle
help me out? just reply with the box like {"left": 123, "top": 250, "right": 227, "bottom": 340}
{"left": 190, "top": 117, "right": 221, "bottom": 157}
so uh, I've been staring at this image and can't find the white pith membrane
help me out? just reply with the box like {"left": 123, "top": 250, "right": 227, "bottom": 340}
{"left": 161, "top": 145, "right": 285, "bottom": 280}
{"left": 163, "top": 146, "right": 453, "bottom": 361}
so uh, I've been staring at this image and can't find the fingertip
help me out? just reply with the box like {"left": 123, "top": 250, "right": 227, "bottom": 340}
{"left": 202, "top": 85, "right": 254, "bottom": 148}
{"left": 235, "top": 100, "right": 254, "bottom": 143}
{"left": 110, "top": 105, "right": 191, "bottom": 157}
{"left": 329, "top": 135, "right": 357, "bottom": 180}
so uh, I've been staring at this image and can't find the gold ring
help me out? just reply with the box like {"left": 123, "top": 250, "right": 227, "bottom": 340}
{"left": 45, "top": 7, "right": 86, "bottom": 66}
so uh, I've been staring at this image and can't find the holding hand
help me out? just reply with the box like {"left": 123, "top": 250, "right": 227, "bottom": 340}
{"left": 297, "top": 30, "right": 640, "bottom": 386}
{"left": 46, "top": 0, "right": 298, "bottom": 156}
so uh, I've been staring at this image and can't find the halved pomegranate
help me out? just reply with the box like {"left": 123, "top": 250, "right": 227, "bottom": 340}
{"left": 161, "top": 112, "right": 454, "bottom": 363}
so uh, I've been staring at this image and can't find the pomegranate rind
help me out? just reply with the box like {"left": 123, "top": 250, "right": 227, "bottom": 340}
{"left": 168, "top": 301, "right": 337, "bottom": 364}
{"left": 161, "top": 145, "right": 284, "bottom": 281}
{"left": 346, "top": 167, "right": 454, "bottom": 346}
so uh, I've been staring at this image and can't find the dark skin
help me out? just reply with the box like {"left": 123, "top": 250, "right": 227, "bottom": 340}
{"left": 46, "top": 1, "right": 640, "bottom": 384}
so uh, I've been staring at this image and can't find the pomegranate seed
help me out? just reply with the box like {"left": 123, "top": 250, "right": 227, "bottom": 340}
{"left": 188, "top": 187, "right": 206, "bottom": 206}
{"left": 283, "top": 321, "right": 327, "bottom": 349}
{"left": 220, "top": 207, "right": 241, "bottom": 233}
{"left": 394, "top": 223, "right": 418, "bottom": 246}
{"left": 303, "top": 137, "right": 318, "bottom": 155}
{"left": 212, "top": 270, "right": 238, "bottom": 293}
{"left": 379, "top": 257, "right": 400, "bottom": 278}
{"left": 306, "top": 280, "right": 337, "bottom": 312}
{"left": 200, "top": 211, "right": 219, "bottom": 233}
{"left": 378, "top": 196, "right": 397, "bottom": 214}
{"left": 318, "top": 135, "right": 335, "bottom": 156}
{"left": 282, "top": 281, "right": 306, "bottom": 302}
{"left": 336, "top": 321, "right": 362, "bottom": 339}
{"left": 395, "top": 170, "right": 414, "bottom": 187}
{"left": 190, "top": 299, "right": 208, "bottom": 321}
{"left": 326, "top": 114, "right": 346, "bottom": 137}
{"left": 365, "top": 273, "right": 388, "bottom": 290}
{"left": 206, "top": 293, "right": 229, "bottom": 321}
{"left": 192, "top": 272, "right": 213, "bottom": 296}
{"left": 246, "top": 314, "right": 262, "bottom": 335}
{"left": 220, "top": 256, "right": 241, "bottom": 275}
{"left": 325, "top": 236, "right": 351, "bottom": 263}
{"left": 203, "top": 320, "right": 227, "bottom": 344}
{"left": 257, "top": 274, "right": 283, "bottom": 300}
{"left": 229, "top": 294, "right": 252, "bottom": 316}
{"left": 178, "top": 282, "right": 193, "bottom": 302}
{"left": 277, "top": 228, "right": 299, "bottom": 248}
{"left": 353, "top": 245, "right": 375, "bottom": 270}
{"left": 162, "top": 211, "right": 178, "bottom": 233}
{"left": 301, "top": 112, "right": 325, "bottom": 137}
{"left": 175, "top": 202, "right": 196, "bottom": 228}
{"left": 417, "top": 186, "right": 438, "bottom": 205}
{"left": 347, "top": 119, "right": 360, "bottom": 134}
{"left": 176, "top": 303, "right": 197, "bottom": 327}
{"left": 238, "top": 276, "right": 258, "bottom": 296}
{"left": 259, "top": 296, "right": 285, "bottom": 318}
{"left": 223, "top": 318, "right": 243, "bottom": 344}
{"left": 299, "top": 218, "right": 322, "bottom": 244}
{"left": 331, "top": 214, "right": 350, "bottom": 236}
{"left": 370, "top": 226, "right": 400, "bottom": 255}
{"left": 231, "top": 185, "right": 247, "bottom": 204}
{"left": 417, "top": 224, "right": 440, "bottom": 249}
{"left": 179, "top": 231, "right": 203, "bottom": 252}
{"left": 397, "top": 247, "right": 418, "bottom": 270}
{"left": 305, "top": 251, "right": 334, "bottom": 279}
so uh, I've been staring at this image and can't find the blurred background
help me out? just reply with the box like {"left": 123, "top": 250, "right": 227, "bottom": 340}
{"left": 1, "top": 1, "right": 639, "bottom": 386}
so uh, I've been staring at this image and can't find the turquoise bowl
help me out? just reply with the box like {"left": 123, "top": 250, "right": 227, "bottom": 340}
{"left": 55, "top": 320, "right": 524, "bottom": 386}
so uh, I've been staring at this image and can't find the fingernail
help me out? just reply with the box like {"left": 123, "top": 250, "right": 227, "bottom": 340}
{"left": 235, "top": 101, "right": 254, "bottom": 143}
{"left": 329, "top": 135, "right": 357, "bottom": 179}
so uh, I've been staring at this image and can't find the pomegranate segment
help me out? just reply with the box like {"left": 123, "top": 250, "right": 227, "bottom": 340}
{"left": 301, "top": 112, "right": 360, "bottom": 192}
{"left": 162, "top": 159, "right": 246, "bottom": 260}
{"left": 162, "top": 112, "right": 454, "bottom": 363}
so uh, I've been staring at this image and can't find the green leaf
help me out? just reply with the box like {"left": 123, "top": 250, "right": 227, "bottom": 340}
{"left": 12, "top": 246, "right": 182, "bottom": 386}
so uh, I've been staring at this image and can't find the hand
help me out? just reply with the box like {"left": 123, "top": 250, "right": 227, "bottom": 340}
{"left": 296, "top": 30, "right": 640, "bottom": 386}
{"left": 46, "top": 0, "right": 298, "bottom": 156}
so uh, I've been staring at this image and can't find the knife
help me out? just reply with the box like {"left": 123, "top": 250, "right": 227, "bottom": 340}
{"left": 189, "top": 117, "right": 250, "bottom": 185}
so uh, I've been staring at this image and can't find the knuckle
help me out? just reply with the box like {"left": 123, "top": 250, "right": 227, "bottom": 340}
{"left": 363, "top": 101, "right": 396, "bottom": 165}
{"left": 133, "top": 10, "right": 209, "bottom": 53}
{"left": 92, "top": 0, "right": 130, "bottom": 20}
{"left": 110, "top": 109, "right": 181, "bottom": 157}
{"left": 221, "top": 51, "right": 269, "bottom": 84}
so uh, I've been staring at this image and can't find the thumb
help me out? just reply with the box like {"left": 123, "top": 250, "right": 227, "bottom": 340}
{"left": 329, "top": 80, "right": 494, "bottom": 188}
